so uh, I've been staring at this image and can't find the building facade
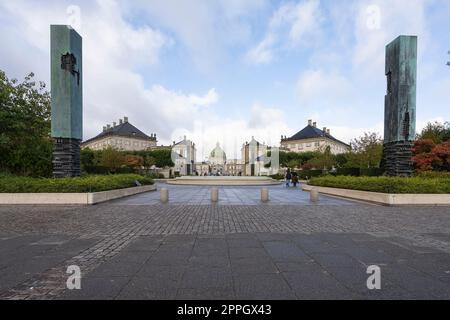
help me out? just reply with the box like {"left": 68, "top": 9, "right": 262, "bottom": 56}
{"left": 241, "top": 137, "right": 274, "bottom": 176}
{"left": 81, "top": 117, "right": 157, "bottom": 151}
{"left": 280, "top": 120, "right": 350, "bottom": 155}
{"left": 224, "top": 159, "right": 244, "bottom": 176}
{"left": 171, "top": 136, "right": 196, "bottom": 176}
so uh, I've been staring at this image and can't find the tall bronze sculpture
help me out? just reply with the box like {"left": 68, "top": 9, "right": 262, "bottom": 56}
{"left": 381, "top": 35, "right": 417, "bottom": 176}
{"left": 50, "top": 25, "right": 83, "bottom": 177}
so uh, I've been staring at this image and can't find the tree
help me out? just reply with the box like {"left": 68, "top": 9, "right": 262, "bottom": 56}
{"left": 417, "top": 121, "right": 450, "bottom": 144}
{"left": 306, "top": 146, "right": 334, "bottom": 170}
{"left": 125, "top": 155, "right": 144, "bottom": 168}
{"left": 412, "top": 139, "right": 450, "bottom": 172}
{"left": 81, "top": 148, "right": 95, "bottom": 169}
{"left": 0, "top": 70, "right": 53, "bottom": 177}
{"left": 99, "top": 146, "right": 125, "bottom": 172}
{"left": 349, "top": 132, "right": 383, "bottom": 168}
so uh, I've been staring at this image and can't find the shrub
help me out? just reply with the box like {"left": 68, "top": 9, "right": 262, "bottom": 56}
{"left": 308, "top": 176, "right": 450, "bottom": 194}
{"left": 336, "top": 167, "right": 360, "bottom": 176}
{"left": 416, "top": 171, "right": 450, "bottom": 179}
{"left": 0, "top": 174, "right": 153, "bottom": 193}
{"left": 297, "top": 169, "right": 323, "bottom": 180}
{"left": 269, "top": 174, "right": 284, "bottom": 180}
{"left": 359, "top": 167, "right": 384, "bottom": 177}
{"left": 412, "top": 139, "right": 450, "bottom": 172}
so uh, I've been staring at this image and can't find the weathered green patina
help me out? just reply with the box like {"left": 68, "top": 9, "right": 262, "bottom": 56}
{"left": 50, "top": 25, "right": 82, "bottom": 140}
{"left": 51, "top": 25, "right": 83, "bottom": 177}
{"left": 382, "top": 35, "right": 417, "bottom": 176}
{"left": 384, "top": 35, "right": 417, "bottom": 143}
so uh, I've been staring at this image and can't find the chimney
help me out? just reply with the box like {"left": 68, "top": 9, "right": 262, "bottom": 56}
{"left": 323, "top": 127, "right": 327, "bottom": 134}
{"left": 308, "top": 119, "right": 312, "bottom": 126}
{"left": 107, "top": 124, "right": 111, "bottom": 129}
{"left": 113, "top": 122, "right": 117, "bottom": 127}
{"left": 184, "top": 135, "right": 187, "bottom": 141}
{"left": 103, "top": 126, "right": 107, "bottom": 132}
{"left": 313, "top": 122, "right": 317, "bottom": 128}
{"left": 327, "top": 129, "right": 330, "bottom": 135}
{"left": 119, "top": 119, "right": 123, "bottom": 125}
{"left": 124, "top": 116, "right": 129, "bottom": 123}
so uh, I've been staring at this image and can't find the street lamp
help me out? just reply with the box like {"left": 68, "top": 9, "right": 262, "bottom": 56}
{"left": 447, "top": 51, "right": 450, "bottom": 66}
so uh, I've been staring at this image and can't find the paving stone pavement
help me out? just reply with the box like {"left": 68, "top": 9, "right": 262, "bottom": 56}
{"left": 110, "top": 183, "right": 356, "bottom": 206}
{"left": 0, "top": 185, "right": 449, "bottom": 300}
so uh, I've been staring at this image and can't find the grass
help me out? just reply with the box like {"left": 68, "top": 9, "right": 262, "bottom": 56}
{"left": 308, "top": 175, "right": 450, "bottom": 194}
{"left": 0, "top": 174, "right": 154, "bottom": 193}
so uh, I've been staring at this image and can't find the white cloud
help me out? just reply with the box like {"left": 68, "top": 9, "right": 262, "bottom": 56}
{"left": 133, "top": 0, "right": 267, "bottom": 71}
{"left": 171, "top": 104, "right": 292, "bottom": 160}
{"left": 246, "top": 0, "right": 324, "bottom": 65}
{"left": 0, "top": 0, "right": 218, "bottom": 146}
{"left": 296, "top": 69, "right": 353, "bottom": 107}
{"left": 352, "top": 0, "right": 429, "bottom": 75}
{"left": 245, "top": 34, "right": 275, "bottom": 64}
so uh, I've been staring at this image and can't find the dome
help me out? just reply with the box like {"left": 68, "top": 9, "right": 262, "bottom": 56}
{"left": 209, "top": 142, "right": 226, "bottom": 164}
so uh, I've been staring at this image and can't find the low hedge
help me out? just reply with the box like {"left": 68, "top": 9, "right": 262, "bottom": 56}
{"left": 269, "top": 174, "right": 285, "bottom": 180}
{"left": 0, "top": 174, "right": 154, "bottom": 193}
{"left": 334, "top": 167, "right": 384, "bottom": 177}
{"left": 83, "top": 166, "right": 136, "bottom": 174}
{"left": 308, "top": 175, "right": 450, "bottom": 194}
{"left": 296, "top": 169, "right": 323, "bottom": 180}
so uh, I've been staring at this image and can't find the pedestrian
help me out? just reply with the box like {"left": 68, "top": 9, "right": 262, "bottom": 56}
{"left": 292, "top": 172, "right": 299, "bottom": 188}
{"left": 285, "top": 169, "right": 292, "bottom": 187}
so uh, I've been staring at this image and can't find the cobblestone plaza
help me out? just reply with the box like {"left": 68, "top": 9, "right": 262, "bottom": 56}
{"left": 0, "top": 183, "right": 449, "bottom": 300}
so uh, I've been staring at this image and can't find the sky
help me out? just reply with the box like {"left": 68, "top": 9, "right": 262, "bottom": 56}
{"left": 0, "top": 0, "right": 449, "bottom": 161}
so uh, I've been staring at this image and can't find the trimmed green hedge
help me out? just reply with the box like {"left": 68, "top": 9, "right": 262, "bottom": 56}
{"left": 0, "top": 174, "right": 154, "bottom": 193}
{"left": 308, "top": 176, "right": 450, "bottom": 194}
{"left": 335, "top": 167, "right": 384, "bottom": 177}
{"left": 297, "top": 169, "right": 323, "bottom": 179}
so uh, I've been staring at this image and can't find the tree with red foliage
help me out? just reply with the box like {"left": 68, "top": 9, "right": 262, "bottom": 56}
{"left": 125, "top": 155, "right": 144, "bottom": 168}
{"left": 412, "top": 139, "right": 450, "bottom": 172}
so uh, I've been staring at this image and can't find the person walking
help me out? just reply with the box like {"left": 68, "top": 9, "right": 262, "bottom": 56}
{"left": 285, "top": 169, "right": 292, "bottom": 188}
{"left": 292, "top": 172, "right": 299, "bottom": 188}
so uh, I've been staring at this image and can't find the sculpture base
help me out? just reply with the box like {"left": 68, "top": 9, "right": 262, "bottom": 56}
{"left": 381, "top": 141, "right": 414, "bottom": 176}
{"left": 52, "top": 138, "right": 81, "bottom": 178}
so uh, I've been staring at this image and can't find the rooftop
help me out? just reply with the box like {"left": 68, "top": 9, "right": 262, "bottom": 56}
{"left": 83, "top": 117, "right": 156, "bottom": 144}
{"left": 282, "top": 120, "right": 350, "bottom": 147}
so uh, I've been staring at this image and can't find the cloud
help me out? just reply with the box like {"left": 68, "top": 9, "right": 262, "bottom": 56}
{"left": 171, "top": 104, "right": 292, "bottom": 161}
{"left": 352, "top": 0, "right": 429, "bottom": 75}
{"left": 133, "top": 0, "right": 267, "bottom": 71}
{"left": 245, "top": 34, "right": 276, "bottom": 64}
{"left": 296, "top": 69, "right": 353, "bottom": 107}
{"left": 246, "top": 0, "right": 324, "bottom": 65}
{"left": 0, "top": 0, "right": 218, "bottom": 145}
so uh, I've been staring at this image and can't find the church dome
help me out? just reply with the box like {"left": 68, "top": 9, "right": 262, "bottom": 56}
{"left": 209, "top": 142, "right": 226, "bottom": 164}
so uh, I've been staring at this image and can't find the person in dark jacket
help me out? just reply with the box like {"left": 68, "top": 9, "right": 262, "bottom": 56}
{"left": 292, "top": 172, "right": 299, "bottom": 187}
{"left": 285, "top": 169, "right": 292, "bottom": 187}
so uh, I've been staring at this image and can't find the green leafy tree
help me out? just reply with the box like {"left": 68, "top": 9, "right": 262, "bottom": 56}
{"left": 417, "top": 121, "right": 450, "bottom": 144}
{"left": 81, "top": 148, "right": 95, "bottom": 169}
{"left": 348, "top": 132, "right": 383, "bottom": 168}
{"left": 307, "top": 146, "right": 334, "bottom": 170}
{"left": 99, "top": 146, "right": 125, "bottom": 172}
{"left": 0, "top": 70, "right": 53, "bottom": 177}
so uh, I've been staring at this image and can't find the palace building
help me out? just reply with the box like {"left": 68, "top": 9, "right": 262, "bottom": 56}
{"left": 281, "top": 120, "right": 350, "bottom": 155}
{"left": 81, "top": 117, "right": 157, "bottom": 151}
{"left": 171, "top": 136, "right": 196, "bottom": 176}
